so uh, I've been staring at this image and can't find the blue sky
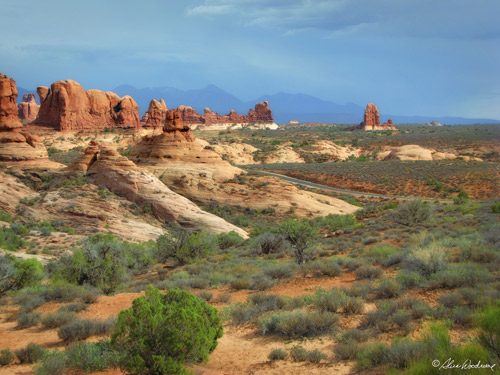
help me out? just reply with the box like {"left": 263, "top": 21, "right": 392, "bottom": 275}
{"left": 1, "top": 0, "right": 499, "bottom": 119}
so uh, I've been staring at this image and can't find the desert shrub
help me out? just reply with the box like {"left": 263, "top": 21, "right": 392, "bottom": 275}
{"left": 355, "top": 265, "right": 382, "bottom": 280}
{"left": 17, "top": 312, "right": 41, "bottom": 329}
{"left": 214, "top": 292, "right": 231, "bottom": 303}
{"left": 355, "top": 342, "right": 389, "bottom": 369}
{"left": 374, "top": 278, "right": 403, "bottom": 298}
{"left": 396, "top": 297, "right": 430, "bottom": 319}
{"left": 491, "top": 202, "right": 500, "bottom": 213}
{"left": 313, "top": 214, "right": 356, "bottom": 231}
{"left": 432, "top": 263, "right": 490, "bottom": 289}
{"left": 59, "top": 303, "right": 88, "bottom": 313}
{"left": 392, "top": 309, "right": 412, "bottom": 331}
{"left": 41, "top": 311, "right": 77, "bottom": 329}
{"left": 343, "top": 297, "right": 365, "bottom": 314}
{"left": 112, "top": 287, "right": 223, "bottom": 375}
{"left": 347, "top": 281, "right": 373, "bottom": 298}
{"left": 16, "top": 294, "right": 46, "bottom": 313}
{"left": 34, "top": 350, "right": 67, "bottom": 375}
{"left": 0, "top": 256, "right": 44, "bottom": 295}
{"left": 253, "top": 232, "right": 289, "bottom": 255}
{"left": 15, "top": 342, "right": 47, "bottom": 363}
{"left": 268, "top": 348, "right": 287, "bottom": 361}
{"left": 263, "top": 262, "right": 297, "bottom": 279}
{"left": 259, "top": 310, "right": 338, "bottom": 337}
{"left": 156, "top": 227, "right": 217, "bottom": 265}
{"left": 289, "top": 345, "right": 308, "bottom": 361}
{"left": 386, "top": 338, "right": 425, "bottom": 369}
{"left": 230, "top": 278, "right": 251, "bottom": 290}
{"left": 397, "top": 271, "right": 425, "bottom": 289}
{"left": 363, "top": 244, "right": 399, "bottom": 264}
{"left": 216, "top": 231, "right": 244, "bottom": 250}
{"left": 453, "top": 190, "right": 470, "bottom": 204}
{"left": 335, "top": 340, "right": 359, "bottom": 360}
{"left": 278, "top": 219, "right": 318, "bottom": 264}
{"left": 363, "top": 301, "right": 396, "bottom": 329}
{"left": 231, "top": 294, "right": 286, "bottom": 324}
{"left": 310, "top": 259, "right": 343, "bottom": 277}
{"left": 39, "top": 282, "right": 81, "bottom": 303}
{"left": 476, "top": 304, "right": 500, "bottom": 359}
{"left": 58, "top": 318, "right": 115, "bottom": 342}
{"left": 57, "top": 234, "right": 129, "bottom": 294}
{"left": 250, "top": 275, "right": 276, "bottom": 290}
{"left": 305, "top": 349, "right": 328, "bottom": 363}
{"left": 197, "top": 290, "right": 213, "bottom": 302}
{"left": 313, "top": 288, "right": 348, "bottom": 312}
{"left": 439, "top": 292, "right": 463, "bottom": 308}
{"left": 66, "top": 340, "right": 121, "bottom": 372}
{"left": 392, "top": 200, "right": 431, "bottom": 226}
{"left": 451, "top": 306, "right": 473, "bottom": 325}
{"left": 0, "top": 349, "right": 14, "bottom": 366}
{"left": 404, "top": 245, "right": 448, "bottom": 278}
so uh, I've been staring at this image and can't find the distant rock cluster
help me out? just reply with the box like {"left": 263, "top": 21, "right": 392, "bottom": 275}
{"left": 17, "top": 93, "right": 39, "bottom": 123}
{"left": 35, "top": 80, "right": 141, "bottom": 131}
{"left": 358, "top": 103, "right": 397, "bottom": 131}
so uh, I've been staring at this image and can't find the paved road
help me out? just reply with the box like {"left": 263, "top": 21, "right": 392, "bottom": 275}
{"left": 243, "top": 168, "right": 451, "bottom": 202}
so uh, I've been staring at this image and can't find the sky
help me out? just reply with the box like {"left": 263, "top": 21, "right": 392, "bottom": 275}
{"left": 1, "top": 0, "right": 499, "bottom": 119}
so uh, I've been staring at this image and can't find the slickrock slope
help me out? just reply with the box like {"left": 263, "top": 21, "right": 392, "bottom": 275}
{"left": 259, "top": 142, "right": 306, "bottom": 164}
{"left": 18, "top": 93, "right": 40, "bottom": 123}
{"left": 67, "top": 141, "right": 248, "bottom": 237}
{"left": 35, "top": 79, "right": 141, "bottom": 131}
{"left": 132, "top": 110, "right": 358, "bottom": 217}
{"left": 358, "top": 103, "right": 397, "bottom": 131}
{"left": 378, "top": 144, "right": 482, "bottom": 161}
{"left": 0, "top": 74, "right": 58, "bottom": 168}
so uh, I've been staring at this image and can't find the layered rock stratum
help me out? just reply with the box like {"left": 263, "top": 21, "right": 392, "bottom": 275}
{"left": 35, "top": 79, "right": 141, "bottom": 131}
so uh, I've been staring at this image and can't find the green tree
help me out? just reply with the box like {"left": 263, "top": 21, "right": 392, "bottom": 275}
{"left": 278, "top": 219, "right": 317, "bottom": 264}
{"left": 155, "top": 227, "right": 217, "bottom": 265}
{"left": 0, "top": 256, "right": 44, "bottom": 294}
{"left": 476, "top": 304, "right": 500, "bottom": 360}
{"left": 112, "top": 287, "right": 223, "bottom": 375}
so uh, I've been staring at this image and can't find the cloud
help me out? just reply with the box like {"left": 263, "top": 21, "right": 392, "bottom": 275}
{"left": 186, "top": 0, "right": 500, "bottom": 39}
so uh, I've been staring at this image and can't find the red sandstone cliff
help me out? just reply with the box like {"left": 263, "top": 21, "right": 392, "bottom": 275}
{"left": 358, "top": 103, "right": 396, "bottom": 131}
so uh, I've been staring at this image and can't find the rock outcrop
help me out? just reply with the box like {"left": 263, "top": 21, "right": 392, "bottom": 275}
{"left": 0, "top": 74, "right": 52, "bottom": 164}
{"left": 0, "top": 73, "right": 23, "bottom": 130}
{"left": 18, "top": 93, "right": 40, "bottom": 123}
{"left": 131, "top": 110, "right": 358, "bottom": 218}
{"left": 378, "top": 144, "right": 482, "bottom": 161}
{"left": 35, "top": 79, "right": 141, "bottom": 131}
{"left": 66, "top": 141, "right": 248, "bottom": 237}
{"left": 142, "top": 99, "right": 167, "bottom": 128}
{"left": 170, "top": 101, "right": 276, "bottom": 130}
{"left": 358, "top": 103, "right": 397, "bottom": 131}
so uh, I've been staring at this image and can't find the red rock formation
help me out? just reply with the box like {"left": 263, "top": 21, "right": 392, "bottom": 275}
{"left": 358, "top": 103, "right": 397, "bottom": 131}
{"left": 0, "top": 74, "right": 48, "bottom": 161}
{"left": 142, "top": 99, "right": 167, "bottom": 128}
{"left": 175, "top": 101, "right": 275, "bottom": 127}
{"left": 0, "top": 73, "right": 23, "bottom": 130}
{"left": 18, "top": 93, "right": 40, "bottom": 123}
{"left": 35, "top": 79, "right": 141, "bottom": 131}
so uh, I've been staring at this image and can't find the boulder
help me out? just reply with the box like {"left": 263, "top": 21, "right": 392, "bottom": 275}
{"left": 35, "top": 79, "right": 141, "bottom": 131}
{"left": 17, "top": 93, "right": 40, "bottom": 123}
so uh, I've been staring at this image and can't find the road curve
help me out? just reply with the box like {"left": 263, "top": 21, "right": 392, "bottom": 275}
{"left": 243, "top": 168, "right": 452, "bottom": 202}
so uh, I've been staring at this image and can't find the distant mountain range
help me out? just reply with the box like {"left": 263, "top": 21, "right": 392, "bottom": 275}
{"left": 18, "top": 84, "right": 499, "bottom": 125}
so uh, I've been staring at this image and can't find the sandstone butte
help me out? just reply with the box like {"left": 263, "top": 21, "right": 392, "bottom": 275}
{"left": 0, "top": 73, "right": 49, "bottom": 163}
{"left": 141, "top": 99, "right": 276, "bottom": 129}
{"left": 64, "top": 140, "right": 248, "bottom": 237}
{"left": 17, "top": 93, "right": 40, "bottom": 123}
{"left": 35, "top": 79, "right": 141, "bottom": 132}
{"left": 358, "top": 103, "right": 397, "bottom": 131}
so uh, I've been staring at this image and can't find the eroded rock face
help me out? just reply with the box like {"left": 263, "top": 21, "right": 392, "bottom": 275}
{"left": 35, "top": 79, "right": 141, "bottom": 131}
{"left": 358, "top": 103, "right": 397, "bottom": 131}
{"left": 142, "top": 99, "right": 167, "bottom": 128}
{"left": 18, "top": 93, "right": 40, "bottom": 123}
{"left": 0, "top": 74, "right": 49, "bottom": 162}
{"left": 173, "top": 101, "right": 275, "bottom": 129}
{"left": 0, "top": 73, "right": 23, "bottom": 131}
{"left": 66, "top": 142, "right": 248, "bottom": 237}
